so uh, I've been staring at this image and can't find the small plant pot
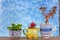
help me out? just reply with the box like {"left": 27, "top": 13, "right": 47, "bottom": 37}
{"left": 9, "top": 30, "right": 21, "bottom": 39}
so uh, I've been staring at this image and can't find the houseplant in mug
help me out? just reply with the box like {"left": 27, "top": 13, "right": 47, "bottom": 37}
{"left": 39, "top": 6, "right": 57, "bottom": 39}
{"left": 23, "top": 22, "right": 40, "bottom": 40}
{"left": 7, "top": 23, "right": 22, "bottom": 39}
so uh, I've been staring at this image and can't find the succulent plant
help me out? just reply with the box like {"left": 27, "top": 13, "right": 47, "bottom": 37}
{"left": 7, "top": 23, "right": 22, "bottom": 31}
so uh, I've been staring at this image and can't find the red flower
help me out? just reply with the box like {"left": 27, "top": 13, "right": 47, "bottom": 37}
{"left": 29, "top": 22, "right": 36, "bottom": 28}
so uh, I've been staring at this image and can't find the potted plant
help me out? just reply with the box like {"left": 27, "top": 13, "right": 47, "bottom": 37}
{"left": 7, "top": 23, "right": 22, "bottom": 39}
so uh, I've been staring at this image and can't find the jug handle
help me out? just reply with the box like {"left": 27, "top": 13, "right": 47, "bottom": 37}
{"left": 23, "top": 29, "right": 27, "bottom": 36}
{"left": 49, "top": 25, "right": 56, "bottom": 36}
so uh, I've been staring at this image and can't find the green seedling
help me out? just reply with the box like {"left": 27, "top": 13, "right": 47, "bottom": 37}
{"left": 7, "top": 23, "right": 22, "bottom": 31}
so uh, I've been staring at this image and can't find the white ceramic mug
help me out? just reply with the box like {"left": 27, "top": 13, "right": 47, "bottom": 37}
{"left": 9, "top": 30, "right": 21, "bottom": 39}
{"left": 40, "top": 23, "right": 56, "bottom": 39}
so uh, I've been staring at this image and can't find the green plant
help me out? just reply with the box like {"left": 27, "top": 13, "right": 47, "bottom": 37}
{"left": 7, "top": 23, "right": 22, "bottom": 31}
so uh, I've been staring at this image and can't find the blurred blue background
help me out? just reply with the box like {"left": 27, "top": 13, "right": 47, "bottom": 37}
{"left": 0, "top": 0, "right": 59, "bottom": 37}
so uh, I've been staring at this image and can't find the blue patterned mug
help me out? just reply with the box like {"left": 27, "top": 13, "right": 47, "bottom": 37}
{"left": 40, "top": 23, "right": 56, "bottom": 39}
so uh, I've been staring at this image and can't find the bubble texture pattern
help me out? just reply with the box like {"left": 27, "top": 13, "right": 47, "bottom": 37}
{"left": 0, "top": 0, "right": 59, "bottom": 37}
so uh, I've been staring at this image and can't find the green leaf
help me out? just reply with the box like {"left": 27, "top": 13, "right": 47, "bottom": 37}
{"left": 7, "top": 27, "right": 12, "bottom": 30}
{"left": 11, "top": 23, "right": 15, "bottom": 28}
{"left": 17, "top": 24, "right": 22, "bottom": 29}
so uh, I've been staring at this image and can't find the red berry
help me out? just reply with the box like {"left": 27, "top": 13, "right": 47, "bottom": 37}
{"left": 30, "top": 22, "right": 36, "bottom": 28}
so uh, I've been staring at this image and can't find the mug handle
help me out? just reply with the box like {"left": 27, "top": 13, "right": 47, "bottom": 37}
{"left": 51, "top": 26, "right": 56, "bottom": 36}
{"left": 23, "top": 29, "right": 28, "bottom": 36}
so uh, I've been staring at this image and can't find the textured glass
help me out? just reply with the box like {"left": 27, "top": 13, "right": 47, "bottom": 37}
{"left": 0, "top": 0, "right": 59, "bottom": 37}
